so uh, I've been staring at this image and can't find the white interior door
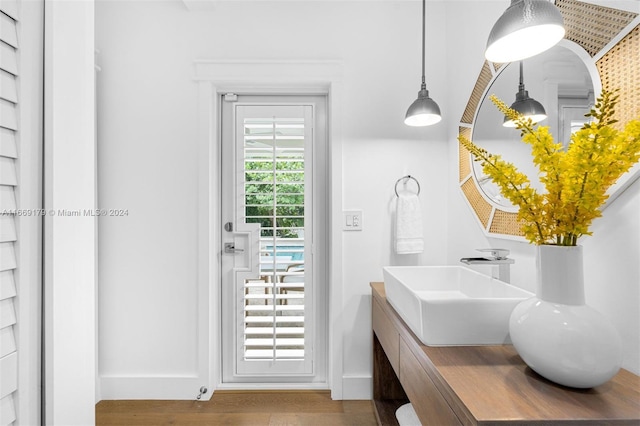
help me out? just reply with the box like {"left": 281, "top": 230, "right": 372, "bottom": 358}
{"left": 221, "top": 94, "right": 327, "bottom": 384}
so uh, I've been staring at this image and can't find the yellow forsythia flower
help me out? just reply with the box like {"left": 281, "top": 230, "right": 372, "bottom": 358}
{"left": 458, "top": 90, "right": 640, "bottom": 246}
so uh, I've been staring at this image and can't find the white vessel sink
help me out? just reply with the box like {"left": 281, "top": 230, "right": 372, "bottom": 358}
{"left": 382, "top": 266, "right": 533, "bottom": 346}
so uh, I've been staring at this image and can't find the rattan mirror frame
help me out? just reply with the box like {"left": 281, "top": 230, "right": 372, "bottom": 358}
{"left": 458, "top": 0, "right": 639, "bottom": 239}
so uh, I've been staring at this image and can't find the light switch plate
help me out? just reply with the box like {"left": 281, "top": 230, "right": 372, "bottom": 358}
{"left": 343, "top": 210, "right": 363, "bottom": 231}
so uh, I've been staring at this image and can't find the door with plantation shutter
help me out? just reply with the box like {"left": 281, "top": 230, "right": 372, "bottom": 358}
{"left": 1, "top": 1, "right": 42, "bottom": 423}
{"left": 0, "top": 2, "right": 20, "bottom": 423}
{"left": 221, "top": 95, "right": 327, "bottom": 383}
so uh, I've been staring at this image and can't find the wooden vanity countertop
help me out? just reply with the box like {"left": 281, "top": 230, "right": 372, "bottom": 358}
{"left": 371, "top": 282, "right": 640, "bottom": 425}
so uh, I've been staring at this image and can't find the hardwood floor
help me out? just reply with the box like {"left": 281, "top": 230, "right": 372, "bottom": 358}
{"left": 96, "top": 390, "right": 379, "bottom": 426}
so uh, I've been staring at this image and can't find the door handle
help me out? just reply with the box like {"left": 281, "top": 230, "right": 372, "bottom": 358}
{"left": 224, "top": 242, "right": 244, "bottom": 254}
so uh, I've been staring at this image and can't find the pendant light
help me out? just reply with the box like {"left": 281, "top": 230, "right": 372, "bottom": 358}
{"left": 404, "top": 0, "right": 441, "bottom": 127}
{"left": 503, "top": 61, "right": 547, "bottom": 127}
{"left": 485, "top": 0, "right": 565, "bottom": 63}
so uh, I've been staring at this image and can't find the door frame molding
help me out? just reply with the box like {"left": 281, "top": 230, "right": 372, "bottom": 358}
{"left": 44, "top": 0, "right": 96, "bottom": 422}
{"left": 193, "top": 60, "right": 345, "bottom": 399}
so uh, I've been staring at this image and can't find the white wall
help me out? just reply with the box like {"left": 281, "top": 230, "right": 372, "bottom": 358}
{"left": 583, "top": 182, "right": 640, "bottom": 373}
{"left": 95, "top": 0, "right": 448, "bottom": 399}
{"left": 95, "top": 0, "right": 639, "bottom": 402}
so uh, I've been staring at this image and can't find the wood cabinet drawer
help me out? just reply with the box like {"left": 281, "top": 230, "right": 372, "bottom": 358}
{"left": 372, "top": 298, "right": 400, "bottom": 375}
{"left": 399, "top": 337, "right": 461, "bottom": 426}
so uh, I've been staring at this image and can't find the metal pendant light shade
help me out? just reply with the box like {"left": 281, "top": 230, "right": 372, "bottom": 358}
{"left": 503, "top": 61, "right": 547, "bottom": 127}
{"left": 485, "top": 0, "right": 565, "bottom": 63}
{"left": 503, "top": 92, "right": 547, "bottom": 127}
{"left": 405, "top": 0, "right": 441, "bottom": 127}
{"left": 405, "top": 88, "right": 442, "bottom": 126}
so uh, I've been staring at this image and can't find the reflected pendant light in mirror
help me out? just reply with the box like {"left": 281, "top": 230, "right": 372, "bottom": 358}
{"left": 503, "top": 61, "right": 547, "bottom": 127}
{"left": 405, "top": 0, "right": 441, "bottom": 126}
{"left": 485, "top": 0, "right": 565, "bottom": 63}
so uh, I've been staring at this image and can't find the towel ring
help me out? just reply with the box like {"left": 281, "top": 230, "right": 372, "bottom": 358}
{"left": 394, "top": 175, "right": 421, "bottom": 197}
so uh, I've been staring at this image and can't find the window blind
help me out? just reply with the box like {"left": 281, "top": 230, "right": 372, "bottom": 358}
{"left": 0, "top": 3, "right": 19, "bottom": 424}
{"left": 243, "top": 118, "right": 306, "bottom": 361}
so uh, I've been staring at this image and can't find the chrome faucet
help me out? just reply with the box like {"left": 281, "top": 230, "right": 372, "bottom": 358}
{"left": 460, "top": 248, "right": 515, "bottom": 283}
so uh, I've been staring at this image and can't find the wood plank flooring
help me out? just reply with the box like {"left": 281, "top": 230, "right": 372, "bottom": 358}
{"left": 96, "top": 390, "right": 378, "bottom": 426}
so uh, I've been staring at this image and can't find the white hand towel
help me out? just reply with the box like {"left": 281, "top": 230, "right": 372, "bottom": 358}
{"left": 395, "top": 193, "right": 424, "bottom": 254}
{"left": 395, "top": 403, "right": 421, "bottom": 426}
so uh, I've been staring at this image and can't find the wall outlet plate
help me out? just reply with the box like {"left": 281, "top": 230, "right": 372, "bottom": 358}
{"left": 343, "top": 210, "right": 363, "bottom": 231}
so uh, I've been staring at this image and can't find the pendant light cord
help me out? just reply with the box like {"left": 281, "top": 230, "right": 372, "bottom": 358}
{"left": 404, "top": 0, "right": 441, "bottom": 126}
{"left": 518, "top": 60, "right": 524, "bottom": 91}
{"left": 421, "top": 0, "right": 426, "bottom": 90}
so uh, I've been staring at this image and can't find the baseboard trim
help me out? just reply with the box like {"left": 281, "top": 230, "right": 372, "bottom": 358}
{"left": 99, "top": 376, "right": 209, "bottom": 401}
{"left": 215, "top": 382, "right": 329, "bottom": 391}
{"left": 342, "top": 375, "right": 372, "bottom": 400}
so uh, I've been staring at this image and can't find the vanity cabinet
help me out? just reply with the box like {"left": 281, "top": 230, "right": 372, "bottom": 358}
{"left": 371, "top": 282, "right": 640, "bottom": 426}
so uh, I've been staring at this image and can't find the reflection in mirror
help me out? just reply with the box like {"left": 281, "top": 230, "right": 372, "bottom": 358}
{"left": 472, "top": 42, "right": 595, "bottom": 208}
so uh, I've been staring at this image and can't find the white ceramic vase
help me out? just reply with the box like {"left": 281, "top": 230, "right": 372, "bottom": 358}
{"left": 509, "top": 245, "right": 623, "bottom": 388}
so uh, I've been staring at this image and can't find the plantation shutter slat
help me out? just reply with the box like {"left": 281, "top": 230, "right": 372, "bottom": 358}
{"left": 0, "top": 99, "right": 16, "bottom": 131}
{"left": 0, "top": 186, "right": 15, "bottom": 210}
{"left": 0, "top": 271, "right": 15, "bottom": 297}
{"left": 0, "top": 394, "right": 16, "bottom": 425}
{"left": 0, "top": 156, "right": 16, "bottom": 186}
{"left": 0, "top": 351, "right": 17, "bottom": 397}
{"left": 0, "top": 243, "right": 15, "bottom": 272}
{"left": 0, "top": 0, "right": 17, "bottom": 20}
{"left": 0, "top": 42, "right": 16, "bottom": 76}
{"left": 0, "top": 326, "right": 15, "bottom": 358}
{"left": 0, "top": 127, "right": 16, "bottom": 159}
{"left": 0, "top": 298, "right": 15, "bottom": 330}
{"left": 0, "top": 70, "right": 16, "bottom": 104}
{"left": 0, "top": 4, "right": 18, "bottom": 423}
{"left": 0, "top": 215, "right": 16, "bottom": 242}
{"left": 0, "top": 15, "right": 17, "bottom": 49}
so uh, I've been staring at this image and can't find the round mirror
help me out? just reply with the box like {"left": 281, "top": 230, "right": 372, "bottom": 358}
{"left": 458, "top": 0, "right": 639, "bottom": 239}
{"left": 472, "top": 42, "right": 597, "bottom": 209}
